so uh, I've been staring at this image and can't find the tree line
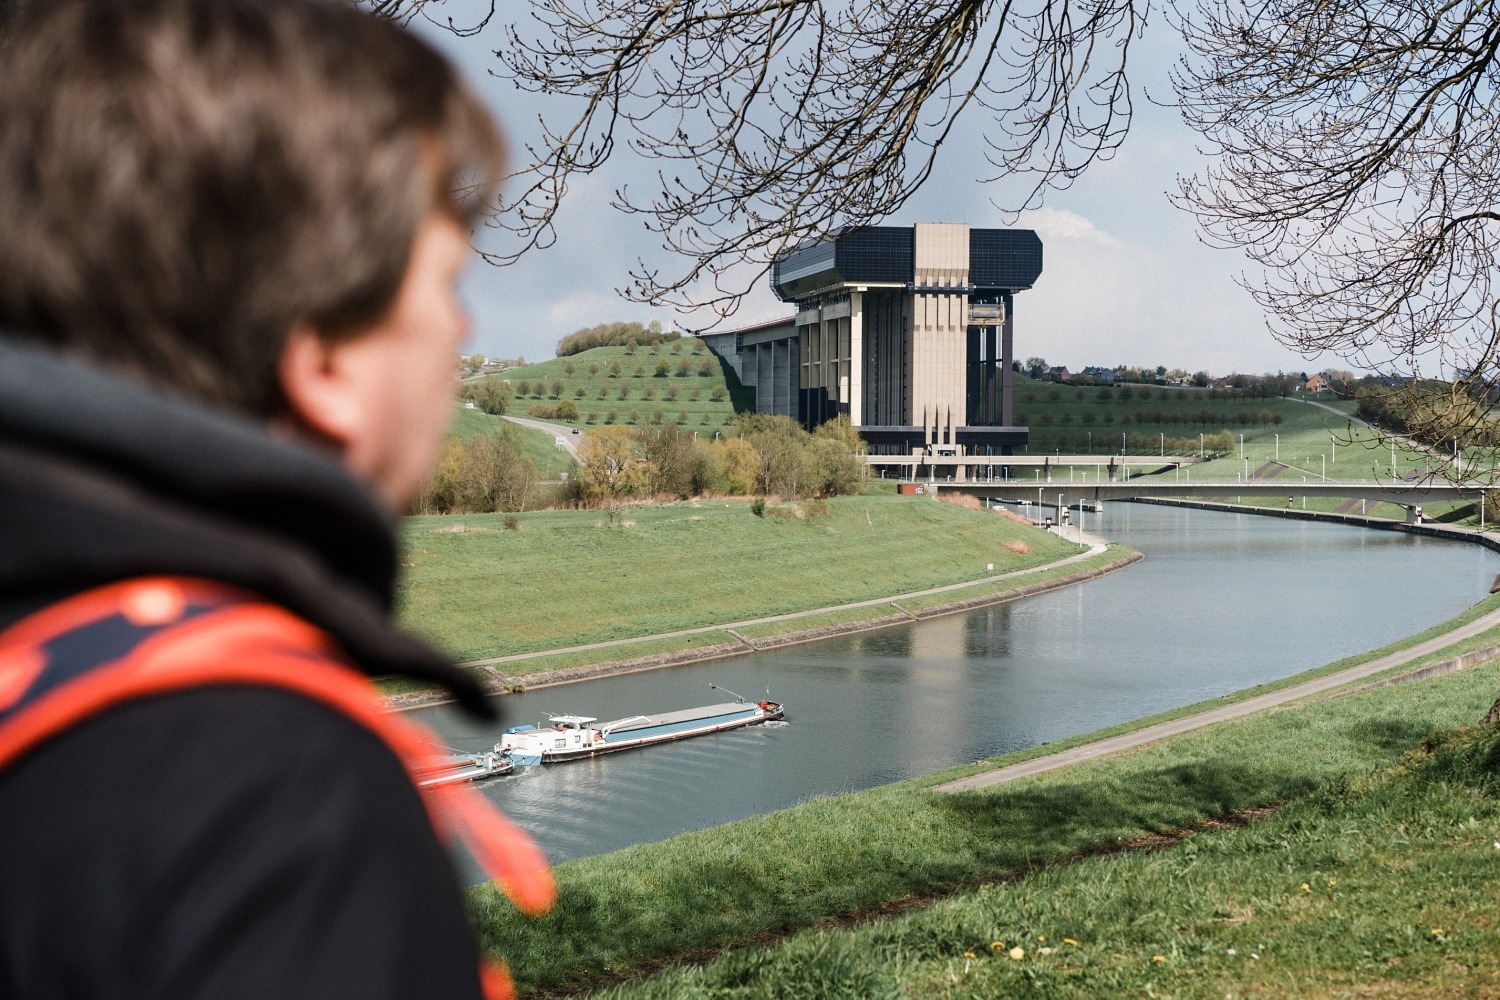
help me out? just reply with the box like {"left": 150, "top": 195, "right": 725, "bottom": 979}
{"left": 563, "top": 414, "right": 867, "bottom": 508}
{"left": 414, "top": 414, "right": 868, "bottom": 515}
{"left": 555, "top": 320, "right": 678, "bottom": 357}
{"left": 413, "top": 425, "right": 539, "bottom": 515}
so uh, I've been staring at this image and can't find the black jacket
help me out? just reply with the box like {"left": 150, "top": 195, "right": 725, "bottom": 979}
{"left": 0, "top": 337, "right": 497, "bottom": 1000}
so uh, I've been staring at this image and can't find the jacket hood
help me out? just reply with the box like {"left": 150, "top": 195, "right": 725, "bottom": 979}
{"left": 0, "top": 336, "right": 494, "bottom": 718}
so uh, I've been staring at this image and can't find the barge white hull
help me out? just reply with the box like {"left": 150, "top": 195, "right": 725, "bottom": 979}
{"left": 498, "top": 700, "right": 784, "bottom": 765}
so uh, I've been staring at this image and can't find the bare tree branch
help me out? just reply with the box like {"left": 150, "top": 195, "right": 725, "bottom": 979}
{"left": 484, "top": 0, "right": 1146, "bottom": 323}
{"left": 1173, "top": 0, "right": 1500, "bottom": 476}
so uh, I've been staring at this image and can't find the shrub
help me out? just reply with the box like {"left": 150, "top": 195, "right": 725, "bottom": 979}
{"left": 556, "top": 400, "right": 580, "bottom": 422}
{"left": 710, "top": 386, "right": 726, "bottom": 402}
{"left": 503, "top": 516, "right": 520, "bottom": 530}
{"left": 527, "top": 404, "right": 557, "bottom": 419}
{"left": 1003, "top": 539, "right": 1031, "bottom": 555}
{"left": 750, "top": 497, "right": 766, "bottom": 517}
{"left": 654, "top": 358, "right": 672, "bottom": 377}
{"left": 800, "top": 498, "right": 829, "bottom": 517}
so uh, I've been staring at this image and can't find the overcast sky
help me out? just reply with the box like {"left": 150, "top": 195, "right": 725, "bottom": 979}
{"left": 411, "top": 6, "right": 1339, "bottom": 378}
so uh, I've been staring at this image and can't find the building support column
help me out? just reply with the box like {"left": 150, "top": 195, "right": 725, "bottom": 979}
{"left": 848, "top": 291, "right": 864, "bottom": 427}
{"left": 1001, "top": 292, "right": 1015, "bottom": 427}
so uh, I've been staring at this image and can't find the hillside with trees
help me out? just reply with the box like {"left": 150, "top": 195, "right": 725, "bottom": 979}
{"left": 555, "top": 319, "right": 678, "bottom": 357}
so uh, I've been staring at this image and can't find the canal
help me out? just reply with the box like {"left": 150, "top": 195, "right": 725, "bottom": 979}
{"left": 414, "top": 504, "right": 1500, "bottom": 866}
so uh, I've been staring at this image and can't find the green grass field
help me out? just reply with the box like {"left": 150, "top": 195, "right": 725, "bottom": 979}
{"left": 467, "top": 616, "right": 1500, "bottom": 997}
{"left": 395, "top": 495, "right": 1082, "bottom": 661}
{"left": 482, "top": 341, "right": 753, "bottom": 431}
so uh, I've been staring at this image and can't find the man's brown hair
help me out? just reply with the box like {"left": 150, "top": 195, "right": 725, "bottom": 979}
{"left": 0, "top": 0, "right": 502, "bottom": 417}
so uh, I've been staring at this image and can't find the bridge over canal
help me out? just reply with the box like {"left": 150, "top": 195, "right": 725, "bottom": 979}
{"left": 867, "top": 454, "right": 1484, "bottom": 522}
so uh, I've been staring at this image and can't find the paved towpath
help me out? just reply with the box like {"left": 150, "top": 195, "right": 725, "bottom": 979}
{"left": 460, "top": 527, "right": 1113, "bottom": 668}
{"left": 936, "top": 598, "right": 1500, "bottom": 793}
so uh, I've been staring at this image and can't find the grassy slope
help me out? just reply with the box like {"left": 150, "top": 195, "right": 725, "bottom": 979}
{"left": 467, "top": 627, "right": 1500, "bottom": 996}
{"left": 396, "top": 495, "right": 1081, "bottom": 661}
{"left": 448, "top": 404, "right": 574, "bottom": 477}
{"left": 1012, "top": 377, "right": 1491, "bottom": 526}
{"left": 493, "top": 342, "right": 751, "bottom": 430}
{"left": 599, "top": 715, "right": 1500, "bottom": 999}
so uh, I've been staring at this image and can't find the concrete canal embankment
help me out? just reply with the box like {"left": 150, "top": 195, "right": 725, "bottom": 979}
{"left": 384, "top": 536, "right": 1141, "bottom": 711}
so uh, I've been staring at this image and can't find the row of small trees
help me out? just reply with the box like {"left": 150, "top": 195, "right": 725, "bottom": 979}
{"left": 565, "top": 415, "right": 867, "bottom": 507}
{"left": 1022, "top": 408, "right": 1284, "bottom": 427}
{"left": 414, "top": 414, "right": 869, "bottom": 515}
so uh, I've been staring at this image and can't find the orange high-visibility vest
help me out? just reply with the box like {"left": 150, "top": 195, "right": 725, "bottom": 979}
{"left": 0, "top": 575, "right": 554, "bottom": 1000}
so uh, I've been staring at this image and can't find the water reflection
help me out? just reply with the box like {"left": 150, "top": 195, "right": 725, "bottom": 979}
{"left": 416, "top": 506, "right": 1500, "bottom": 867}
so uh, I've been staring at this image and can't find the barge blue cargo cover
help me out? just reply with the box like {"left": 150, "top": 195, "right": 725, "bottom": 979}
{"left": 497, "top": 698, "right": 785, "bottom": 765}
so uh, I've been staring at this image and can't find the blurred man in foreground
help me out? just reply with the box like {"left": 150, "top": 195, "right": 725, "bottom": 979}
{"left": 0, "top": 1, "right": 552, "bottom": 997}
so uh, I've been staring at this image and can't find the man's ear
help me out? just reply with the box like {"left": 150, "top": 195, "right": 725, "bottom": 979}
{"left": 276, "top": 324, "right": 362, "bottom": 452}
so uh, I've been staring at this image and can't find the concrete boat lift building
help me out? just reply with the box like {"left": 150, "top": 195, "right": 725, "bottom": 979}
{"left": 700, "top": 223, "right": 1043, "bottom": 464}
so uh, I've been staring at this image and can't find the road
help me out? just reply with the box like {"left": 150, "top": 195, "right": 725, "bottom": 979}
{"left": 503, "top": 414, "right": 580, "bottom": 461}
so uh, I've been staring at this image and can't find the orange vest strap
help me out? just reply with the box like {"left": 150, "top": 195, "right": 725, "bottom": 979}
{"left": 0, "top": 576, "right": 555, "bottom": 923}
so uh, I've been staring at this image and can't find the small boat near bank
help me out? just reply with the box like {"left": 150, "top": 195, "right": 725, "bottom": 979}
{"left": 497, "top": 687, "right": 784, "bottom": 765}
{"left": 416, "top": 750, "right": 514, "bottom": 787}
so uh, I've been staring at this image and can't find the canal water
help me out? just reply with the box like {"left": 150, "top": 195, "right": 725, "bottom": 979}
{"left": 414, "top": 504, "right": 1500, "bottom": 866}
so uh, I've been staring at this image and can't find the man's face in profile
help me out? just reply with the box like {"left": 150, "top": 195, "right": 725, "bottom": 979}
{"left": 325, "top": 211, "right": 474, "bottom": 510}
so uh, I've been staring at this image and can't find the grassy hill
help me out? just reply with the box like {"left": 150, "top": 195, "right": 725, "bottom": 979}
{"left": 396, "top": 493, "right": 1080, "bottom": 661}
{"left": 483, "top": 340, "right": 754, "bottom": 431}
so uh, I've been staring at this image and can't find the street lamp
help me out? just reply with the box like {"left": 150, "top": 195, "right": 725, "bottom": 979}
{"left": 1199, "top": 432, "right": 1204, "bottom": 458}
{"left": 1240, "top": 433, "right": 1244, "bottom": 460}
{"left": 1160, "top": 432, "right": 1164, "bottom": 456}
{"left": 1121, "top": 432, "right": 1126, "bottom": 455}
{"left": 1275, "top": 433, "right": 1279, "bottom": 462}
